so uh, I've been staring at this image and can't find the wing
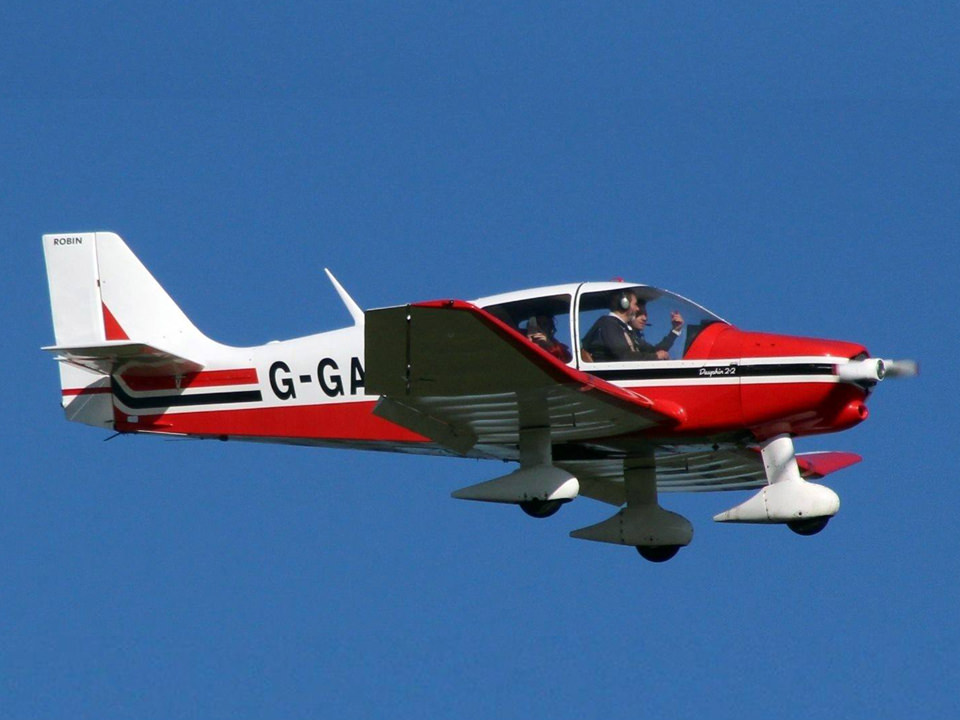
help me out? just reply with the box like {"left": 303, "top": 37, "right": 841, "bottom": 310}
{"left": 566, "top": 449, "right": 862, "bottom": 505}
{"left": 364, "top": 300, "right": 685, "bottom": 455}
{"left": 43, "top": 340, "right": 205, "bottom": 376}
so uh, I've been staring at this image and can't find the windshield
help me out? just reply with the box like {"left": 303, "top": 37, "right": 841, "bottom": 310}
{"left": 578, "top": 286, "right": 726, "bottom": 362}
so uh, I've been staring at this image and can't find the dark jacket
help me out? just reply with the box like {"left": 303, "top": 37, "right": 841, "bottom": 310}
{"left": 583, "top": 314, "right": 678, "bottom": 361}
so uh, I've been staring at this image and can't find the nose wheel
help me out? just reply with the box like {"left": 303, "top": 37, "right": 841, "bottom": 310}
{"left": 787, "top": 516, "right": 830, "bottom": 536}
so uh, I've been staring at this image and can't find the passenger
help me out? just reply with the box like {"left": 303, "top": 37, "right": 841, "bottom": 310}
{"left": 524, "top": 315, "right": 572, "bottom": 363}
{"left": 582, "top": 290, "right": 682, "bottom": 361}
{"left": 629, "top": 302, "right": 684, "bottom": 360}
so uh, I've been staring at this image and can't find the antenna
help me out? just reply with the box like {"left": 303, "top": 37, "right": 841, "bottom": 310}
{"left": 324, "top": 269, "right": 364, "bottom": 326}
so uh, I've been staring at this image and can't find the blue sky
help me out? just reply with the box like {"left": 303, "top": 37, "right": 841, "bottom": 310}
{"left": 2, "top": 3, "right": 957, "bottom": 718}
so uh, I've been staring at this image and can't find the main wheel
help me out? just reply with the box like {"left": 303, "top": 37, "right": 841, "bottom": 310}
{"left": 787, "top": 516, "right": 830, "bottom": 536}
{"left": 636, "top": 545, "right": 681, "bottom": 562}
{"left": 519, "top": 499, "right": 564, "bottom": 518}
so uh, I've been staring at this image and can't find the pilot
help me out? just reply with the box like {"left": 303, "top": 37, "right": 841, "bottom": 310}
{"left": 524, "top": 315, "right": 572, "bottom": 363}
{"left": 582, "top": 289, "right": 682, "bottom": 362}
{"left": 629, "top": 302, "right": 684, "bottom": 360}
{"left": 581, "top": 290, "right": 643, "bottom": 362}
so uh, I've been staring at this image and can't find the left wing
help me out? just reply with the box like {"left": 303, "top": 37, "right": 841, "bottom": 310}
{"left": 364, "top": 300, "right": 685, "bottom": 456}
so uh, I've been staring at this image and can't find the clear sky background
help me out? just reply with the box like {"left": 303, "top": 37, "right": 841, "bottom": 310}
{"left": 2, "top": 3, "right": 958, "bottom": 718}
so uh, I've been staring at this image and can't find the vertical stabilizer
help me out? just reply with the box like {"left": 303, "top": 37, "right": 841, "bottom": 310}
{"left": 42, "top": 232, "right": 213, "bottom": 353}
{"left": 42, "top": 231, "right": 215, "bottom": 428}
{"left": 94, "top": 232, "right": 211, "bottom": 352}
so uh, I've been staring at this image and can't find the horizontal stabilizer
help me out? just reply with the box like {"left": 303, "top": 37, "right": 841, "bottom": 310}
{"left": 43, "top": 340, "right": 204, "bottom": 376}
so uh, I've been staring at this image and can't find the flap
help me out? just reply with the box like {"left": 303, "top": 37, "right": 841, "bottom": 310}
{"left": 43, "top": 340, "right": 205, "bottom": 376}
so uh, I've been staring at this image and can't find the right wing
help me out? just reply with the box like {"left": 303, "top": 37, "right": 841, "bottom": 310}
{"left": 567, "top": 449, "right": 862, "bottom": 505}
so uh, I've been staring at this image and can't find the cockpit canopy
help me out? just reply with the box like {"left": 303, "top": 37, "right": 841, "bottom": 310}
{"left": 476, "top": 283, "right": 727, "bottom": 365}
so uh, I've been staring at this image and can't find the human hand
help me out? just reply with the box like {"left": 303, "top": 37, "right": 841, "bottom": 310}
{"left": 670, "top": 310, "right": 684, "bottom": 330}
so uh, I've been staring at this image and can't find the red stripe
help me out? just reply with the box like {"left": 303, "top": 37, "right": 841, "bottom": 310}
{"left": 120, "top": 368, "right": 259, "bottom": 391}
{"left": 113, "top": 400, "right": 428, "bottom": 443}
{"left": 102, "top": 303, "right": 130, "bottom": 341}
{"left": 62, "top": 387, "right": 113, "bottom": 397}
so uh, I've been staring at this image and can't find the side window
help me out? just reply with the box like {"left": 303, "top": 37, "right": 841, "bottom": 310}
{"left": 579, "top": 288, "right": 686, "bottom": 363}
{"left": 483, "top": 295, "right": 574, "bottom": 365}
{"left": 577, "top": 304, "right": 609, "bottom": 364}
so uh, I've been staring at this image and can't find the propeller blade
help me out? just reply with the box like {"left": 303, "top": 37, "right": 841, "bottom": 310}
{"left": 881, "top": 359, "right": 919, "bottom": 378}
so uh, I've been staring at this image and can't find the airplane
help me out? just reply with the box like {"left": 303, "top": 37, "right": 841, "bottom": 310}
{"left": 42, "top": 232, "right": 917, "bottom": 562}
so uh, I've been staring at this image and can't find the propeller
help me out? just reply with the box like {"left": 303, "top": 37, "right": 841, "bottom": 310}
{"left": 880, "top": 359, "right": 919, "bottom": 378}
{"left": 838, "top": 357, "right": 919, "bottom": 384}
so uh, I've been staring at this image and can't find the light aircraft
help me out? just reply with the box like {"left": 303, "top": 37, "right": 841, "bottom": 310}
{"left": 42, "top": 232, "right": 917, "bottom": 562}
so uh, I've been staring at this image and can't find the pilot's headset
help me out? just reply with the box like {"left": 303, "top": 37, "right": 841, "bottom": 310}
{"left": 611, "top": 290, "right": 633, "bottom": 313}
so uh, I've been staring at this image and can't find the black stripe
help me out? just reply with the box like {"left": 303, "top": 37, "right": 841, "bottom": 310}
{"left": 739, "top": 363, "right": 835, "bottom": 377}
{"left": 112, "top": 380, "right": 262, "bottom": 410}
{"left": 590, "top": 362, "right": 835, "bottom": 382}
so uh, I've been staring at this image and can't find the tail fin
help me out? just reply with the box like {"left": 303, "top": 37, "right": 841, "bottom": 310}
{"left": 42, "top": 232, "right": 214, "bottom": 427}
{"left": 43, "top": 232, "right": 211, "bottom": 350}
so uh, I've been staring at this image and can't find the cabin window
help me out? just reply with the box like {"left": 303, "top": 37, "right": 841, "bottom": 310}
{"left": 578, "top": 287, "right": 726, "bottom": 363}
{"left": 482, "top": 294, "right": 574, "bottom": 365}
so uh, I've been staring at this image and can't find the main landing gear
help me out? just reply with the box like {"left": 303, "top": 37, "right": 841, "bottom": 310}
{"left": 570, "top": 454, "right": 694, "bottom": 563}
{"left": 451, "top": 427, "right": 580, "bottom": 518}
{"left": 453, "top": 433, "right": 839, "bottom": 562}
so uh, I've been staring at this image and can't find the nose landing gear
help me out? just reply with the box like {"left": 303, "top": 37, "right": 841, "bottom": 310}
{"left": 787, "top": 516, "right": 830, "bottom": 536}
